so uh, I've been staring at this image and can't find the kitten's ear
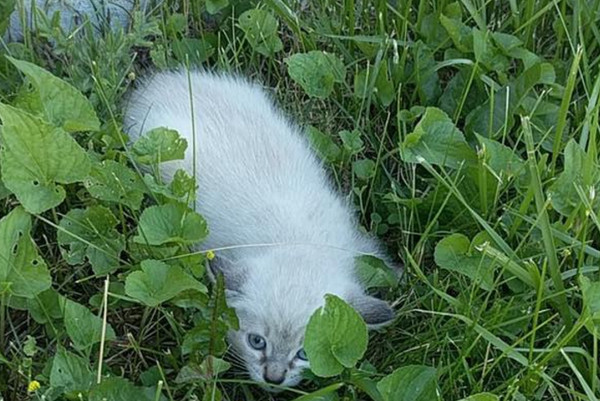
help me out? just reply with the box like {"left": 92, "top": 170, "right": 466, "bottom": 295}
{"left": 348, "top": 294, "right": 394, "bottom": 328}
{"left": 208, "top": 255, "right": 246, "bottom": 293}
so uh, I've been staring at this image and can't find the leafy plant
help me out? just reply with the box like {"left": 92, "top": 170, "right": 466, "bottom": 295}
{"left": 1, "top": 0, "right": 600, "bottom": 400}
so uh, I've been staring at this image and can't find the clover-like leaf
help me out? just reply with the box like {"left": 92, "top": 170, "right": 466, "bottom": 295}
{"left": 239, "top": 9, "right": 283, "bottom": 56}
{"left": 353, "top": 159, "right": 376, "bottom": 180}
{"left": 64, "top": 299, "right": 116, "bottom": 351}
{"left": 307, "top": 125, "right": 342, "bottom": 163}
{"left": 132, "top": 127, "right": 187, "bottom": 164}
{"left": 548, "top": 139, "right": 599, "bottom": 216}
{"left": 356, "top": 255, "right": 398, "bottom": 289}
{"left": 434, "top": 233, "right": 496, "bottom": 290}
{"left": 7, "top": 57, "right": 100, "bottom": 132}
{"left": 58, "top": 206, "right": 125, "bottom": 275}
{"left": 285, "top": 51, "right": 346, "bottom": 98}
{"left": 0, "top": 104, "right": 91, "bottom": 213}
{"left": 85, "top": 160, "right": 146, "bottom": 210}
{"left": 134, "top": 203, "right": 208, "bottom": 246}
{"left": 304, "top": 294, "right": 368, "bottom": 377}
{"left": 402, "top": 107, "right": 477, "bottom": 169}
{"left": 377, "top": 365, "right": 438, "bottom": 401}
{"left": 125, "top": 259, "right": 207, "bottom": 307}
{"left": 476, "top": 134, "right": 525, "bottom": 180}
{"left": 0, "top": 207, "right": 51, "bottom": 298}
{"left": 339, "top": 129, "right": 364, "bottom": 156}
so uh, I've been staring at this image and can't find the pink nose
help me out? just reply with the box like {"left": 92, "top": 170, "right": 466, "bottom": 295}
{"left": 263, "top": 367, "right": 286, "bottom": 385}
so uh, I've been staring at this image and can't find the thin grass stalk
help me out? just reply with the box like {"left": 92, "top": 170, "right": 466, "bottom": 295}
{"left": 551, "top": 46, "right": 583, "bottom": 174}
{"left": 521, "top": 116, "right": 572, "bottom": 330}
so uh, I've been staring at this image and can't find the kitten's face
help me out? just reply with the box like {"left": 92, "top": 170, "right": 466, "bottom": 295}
{"left": 227, "top": 310, "right": 310, "bottom": 388}
{"left": 211, "top": 250, "right": 394, "bottom": 389}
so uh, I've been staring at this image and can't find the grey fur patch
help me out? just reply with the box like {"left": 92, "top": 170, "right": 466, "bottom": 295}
{"left": 349, "top": 294, "right": 394, "bottom": 326}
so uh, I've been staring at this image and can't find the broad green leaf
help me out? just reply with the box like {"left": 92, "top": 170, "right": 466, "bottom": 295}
{"left": 418, "top": 13, "right": 450, "bottom": 48}
{"left": 58, "top": 206, "right": 125, "bottom": 275}
{"left": 439, "top": 68, "right": 485, "bottom": 119}
{"left": 465, "top": 63, "right": 555, "bottom": 138}
{"left": 409, "top": 42, "right": 441, "bottom": 105}
{"left": 580, "top": 276, "right": 600, "bottom": 336}
{"left": 125, "top": 259, "right": 207, "bottom": 307}
{"left": 7, "top": 57, "right": 100, "bottom": 132}
{"left": 339, "top": 130, "right": 364, "bottom": 155}
{"left": 0, "top": 207, "right": 51, "bottom": 298}
{"left": 307, "top": 126, "right": 342, "bottom": 163}
{"left": 476, "top": 134, "right": 525, "bottom": 180}
{"left": 458, "top": 394, "right": 499, "bottom": 401}
{"left": 171, "top": 169, "right": 197, "bottom": 198}
{"left": 304, "top": 294, "right": 368, "bottom": 377}
{"left": 132, "top": 127, "right": 188, "bottom": 164}
{"left": 356, "top": 255, "right": 398, "bottom": 289}
{"left": 0, "top": 179, "right": 10, "bottom": 200}
{"left": 353, "top": 159, "right": 376, "bottom": 180}
{"left": 375, "top": 62, "right": 395, "bottom": 107}
{"left": 377, "top": 365, "right": 438, "bottom": 401}
{"left": 85, "top": 160, "right": 146, "bottom": 210}
{"left": 402, "top": 107, "right": 477, "bottom": 168}
{"left": 239, "top": 9, "right": 283, "bottom": 56}
{"left": 50, "top": 347, "right": 95, "bottom": 395}
{"left": 0, "top": 104, "right": 91, "bottom": 213}
{"left": 64, "top": 299, "right": 116, "bottom": 350}
{"left": 434, "top": 233, "right": 495, "bottom": 290}
{"left": 171, "top": 38, "right": 215, "bottom": 65}
{"left": 285, "top": 51, "right": 346, "bottom": 98}
{"left": 472, "top": 29, "right": 510, "bottom": 73}
{"left": 548, "top": 140, "right": 598, "bottom": 216}
{"left": 0, "top": 0, "right": 15, "bottom": 35}
{"left": 26, "top": 289, "right": 66, "bottom": 324}
{"left": 439, "top": 14, "right": 472, "bottom": 53}
{"left": 89, "top": 377, "right": 165, "bottom": 401}
{"left": 206, "top": 0, "right": 229, "bottom": 14}
{"left": 134, "top": 203, "right": 208, "bottom": 246}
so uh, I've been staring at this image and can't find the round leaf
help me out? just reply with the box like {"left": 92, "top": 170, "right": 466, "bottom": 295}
{"left": 304, "top": 294, "right": 368, "bottom": 377}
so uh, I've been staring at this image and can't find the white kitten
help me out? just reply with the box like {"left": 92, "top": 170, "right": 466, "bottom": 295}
{"left": 124, "top": 70, "right": 395, "bottom": 388}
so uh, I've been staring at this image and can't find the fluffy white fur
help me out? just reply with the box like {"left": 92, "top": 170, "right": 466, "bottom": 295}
{"left": 124, "top": 70, "right": 394, "bottom": 388}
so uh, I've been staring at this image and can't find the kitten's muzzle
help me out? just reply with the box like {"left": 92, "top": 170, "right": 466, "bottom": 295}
{"left": 263, "top": 365, "right": 287, "bottom": 385}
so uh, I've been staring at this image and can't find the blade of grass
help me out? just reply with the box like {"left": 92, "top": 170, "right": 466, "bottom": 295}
{"left": 522, "top": 116, "right": 573, "bottom": 330}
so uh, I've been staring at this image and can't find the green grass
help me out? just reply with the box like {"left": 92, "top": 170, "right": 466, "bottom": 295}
{"left": 1, "top": 0, "right": 600, "bottom": 400}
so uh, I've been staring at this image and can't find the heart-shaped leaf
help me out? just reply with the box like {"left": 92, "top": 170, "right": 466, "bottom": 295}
{"left": 125, "top": 259, "right": 207, "bottom": 307}
{"left": 0, "top": 207, "right": 51, "bottom": 298}
{"left": 134, "top": 203, "right": 208, "bottom": 246}
{"left": 304, "top": 294, "right": 368, "bottom": 377}
{"left": 0, "top": 104, "right": 91, "bottom": 213}
{"left": 7, "top": 57, "right": 100, "bottom": 132}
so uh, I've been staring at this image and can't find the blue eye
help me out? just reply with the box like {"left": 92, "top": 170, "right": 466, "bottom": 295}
{"left": 296, "top": 348, "right": 308, "bottom": 361}
{"left": 247, "top": 334, "right": 266, "bottom": 350}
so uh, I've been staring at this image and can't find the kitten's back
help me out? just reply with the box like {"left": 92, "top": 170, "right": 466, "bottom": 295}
{"left": 124, "top": 71, "right": 362, "bottom": 256}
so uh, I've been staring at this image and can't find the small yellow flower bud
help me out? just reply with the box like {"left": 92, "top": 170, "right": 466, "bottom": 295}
{"left": 27, "top": 380, "right": 41, "bottom": 392}
{"left": 206, "top": 250, "right": 215, "bottom": 261}
{"left": 127, "top": 71, "right": 136, "bottom": 81}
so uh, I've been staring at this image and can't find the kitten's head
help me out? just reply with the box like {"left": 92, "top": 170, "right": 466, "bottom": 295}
{"left": 210, "top": 248, "right": 394, "bottom": 389}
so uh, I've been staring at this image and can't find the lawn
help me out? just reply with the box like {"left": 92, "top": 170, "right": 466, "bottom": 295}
{"left": 0, "top": 0, "right": 599, "bottom": 400}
